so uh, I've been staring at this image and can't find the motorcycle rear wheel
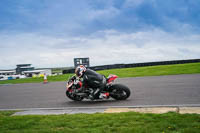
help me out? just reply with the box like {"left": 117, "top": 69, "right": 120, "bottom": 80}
{"left": 109, "top": 84, "right": 131, "bottom": 100}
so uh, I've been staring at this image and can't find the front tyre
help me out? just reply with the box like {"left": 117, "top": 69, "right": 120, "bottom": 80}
{"left": 109, "top": 84, "right": 131, "bottom": 100}
{"left": 66, "top": 90, "right": 84, "bottom": 101}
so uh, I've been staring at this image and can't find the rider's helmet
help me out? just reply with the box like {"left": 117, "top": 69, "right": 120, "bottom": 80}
{"left": 75, "top": 65, "right": 86, "bottom": 77}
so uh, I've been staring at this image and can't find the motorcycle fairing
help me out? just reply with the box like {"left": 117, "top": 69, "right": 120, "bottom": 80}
{"left": 107, "top": 74, "right": 118, "bottom": 83}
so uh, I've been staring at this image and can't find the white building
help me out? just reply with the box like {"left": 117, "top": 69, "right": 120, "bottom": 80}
{"left": 0, "top": 70, "right": 16, "bottom": 80}
{"left": 0, "top": 70, "right": 16, "bottom": 76}
{"left": 23, "top": 69, "right": 52, "bottom": 77}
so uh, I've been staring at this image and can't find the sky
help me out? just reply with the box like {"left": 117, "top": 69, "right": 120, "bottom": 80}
{"left": 0, "top": 0, "right": 200, "bottom": 69}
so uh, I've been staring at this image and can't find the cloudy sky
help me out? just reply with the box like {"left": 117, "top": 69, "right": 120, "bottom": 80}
{"left": 0, "top": 0, "right": 200, "bottom": 69}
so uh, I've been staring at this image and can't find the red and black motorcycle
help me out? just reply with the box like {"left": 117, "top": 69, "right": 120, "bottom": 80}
{"left": 66, "top": 74, "right": 131, "bottom": 101}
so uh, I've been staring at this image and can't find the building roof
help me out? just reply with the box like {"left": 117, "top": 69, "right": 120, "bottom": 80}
{"left": 20, "top": 66, "right": 34, "bottom": 69}
{"left": 23, "top": 69, "right": 49, "bottom": 73}
{"left": 74, "top": 57, "right": 89, "bottom": 59}
{"left": 0, "top": 70, "right": 15, "bottom": 73}
{"left": 16, "top": 64, "right": 31, "bottom": 66}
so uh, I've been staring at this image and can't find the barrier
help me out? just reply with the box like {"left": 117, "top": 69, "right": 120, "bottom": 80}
{"left": 62, "top": 59, "right": 200, "bottom": 74}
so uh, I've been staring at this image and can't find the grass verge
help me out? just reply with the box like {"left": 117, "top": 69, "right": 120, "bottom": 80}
{"left": 0, "top": 62, "right": 200, "bottom": 84}
{"left": 0, "top": 111, "right": 200, "bottom": 133}
{"left": 98, "top": 62, "right": 200, "bottom": 78}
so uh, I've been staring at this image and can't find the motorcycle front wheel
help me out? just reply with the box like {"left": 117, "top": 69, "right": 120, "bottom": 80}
{"left": 109, "top": 84, "right": 131, "bottom": 100}
{"left": 66, "top": 91, "right": 84, "bottom": 101}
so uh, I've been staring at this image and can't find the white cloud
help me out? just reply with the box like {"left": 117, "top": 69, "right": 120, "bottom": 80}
{"left": 0, "top": 29, "right": 200, "bottom": 69}
{"left": 88, "top": 7, "right": 120, "bottom": 20}
{"left": 123, "top": 0, "right": 145, "bottom": 8}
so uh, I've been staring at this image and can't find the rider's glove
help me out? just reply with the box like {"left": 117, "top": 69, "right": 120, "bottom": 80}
{"left": 70, "top": 76, "right": 76, "bottom": 81}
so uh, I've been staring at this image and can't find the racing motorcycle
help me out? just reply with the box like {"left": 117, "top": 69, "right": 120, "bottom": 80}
{"left": 66, "top": 74, "right": 131, "bottom": 101}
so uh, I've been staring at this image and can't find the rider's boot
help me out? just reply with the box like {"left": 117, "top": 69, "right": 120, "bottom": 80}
{"left": 99, "top": 92, "right": 109, "bottom": 99}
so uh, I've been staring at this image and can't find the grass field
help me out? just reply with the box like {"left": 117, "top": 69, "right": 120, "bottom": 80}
{"left": 0, "top": 111, "right": 200, "bottom": 133}
{"left": 98, "top": 62, "right": 200, "bottom": 77}
{"left": 0, "top": 62, "right": 200, "bottom": 84}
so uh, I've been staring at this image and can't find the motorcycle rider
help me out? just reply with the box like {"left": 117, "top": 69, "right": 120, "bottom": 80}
{"left": 74, "top": 65, "right": 108, "bottom": 100}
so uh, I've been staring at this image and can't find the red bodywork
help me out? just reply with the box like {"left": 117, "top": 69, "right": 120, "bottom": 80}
{"left": 67, "top": 81, "right": 82, "bottom": 92}
{"left": 77, "top": 81, "right": 82, "bottom": 89}
{"left": 107, "top": 74, "right": 118, "bottom": 84}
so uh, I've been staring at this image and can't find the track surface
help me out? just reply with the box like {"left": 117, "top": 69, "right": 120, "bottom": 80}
{"left": 0, "top": 74, "right": 200, "bottom": 109}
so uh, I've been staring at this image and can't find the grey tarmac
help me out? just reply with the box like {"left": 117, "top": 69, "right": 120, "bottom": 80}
{"left": 0, "top": 74, "right": 200, "bottom": 110}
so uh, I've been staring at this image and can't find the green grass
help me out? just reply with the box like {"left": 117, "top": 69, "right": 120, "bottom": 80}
{"left": 0, "top": 111, "right": 18, "bottom": 117}
{"left": 1, "top": 62, "right": 200, "bottom": 84}
{"left": 0, "top": 111, "right": 200, "bottom": 133}
{"left": 98, "top": 62, "right": 200, "bottom": 78}
{"left": 0, "top": 74, "right": 74, "bottom": 84}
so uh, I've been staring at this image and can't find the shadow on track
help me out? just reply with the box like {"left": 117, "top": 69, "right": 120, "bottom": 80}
{"left": 61, "top": 98, "right": 132, "bottom": 107}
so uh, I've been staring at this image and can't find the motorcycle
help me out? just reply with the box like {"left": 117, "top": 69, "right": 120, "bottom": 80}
{"left": 66, "top": 74, "right": 131, "bottom": 101}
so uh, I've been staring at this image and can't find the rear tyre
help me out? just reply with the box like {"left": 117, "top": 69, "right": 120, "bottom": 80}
{"left": 109, "top": 84, "right": 131, "bottom": 100}
{"left": 66, "top": 91, "right": 84, "bottom": 101}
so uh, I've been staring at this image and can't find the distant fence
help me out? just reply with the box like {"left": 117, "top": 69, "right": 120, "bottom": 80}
{"left": 62, "top": 59, "right": 200, "bottom": 74}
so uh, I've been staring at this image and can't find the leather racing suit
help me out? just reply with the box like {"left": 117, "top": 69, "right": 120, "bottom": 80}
{"left": 82, "top": 69, "right": 106, "bottom": 99}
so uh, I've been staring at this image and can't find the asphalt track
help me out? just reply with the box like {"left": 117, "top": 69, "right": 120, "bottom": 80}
{"left": 0, "top": 74, "right": 200, "bottom": 109}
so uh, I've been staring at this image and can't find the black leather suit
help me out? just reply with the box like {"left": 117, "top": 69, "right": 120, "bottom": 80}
{"left": 82, "top": 69, "right": 106, "bottom": 99}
